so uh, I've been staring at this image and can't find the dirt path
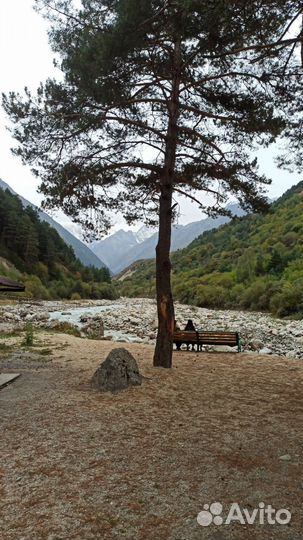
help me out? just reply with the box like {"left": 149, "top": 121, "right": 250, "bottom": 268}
{"left": 1, "top": 333, "right": 303, "bottom": 540}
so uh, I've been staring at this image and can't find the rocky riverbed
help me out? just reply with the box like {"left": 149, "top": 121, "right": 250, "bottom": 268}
{"left": 0, "top": 297, "right": 302, "bottom": 358}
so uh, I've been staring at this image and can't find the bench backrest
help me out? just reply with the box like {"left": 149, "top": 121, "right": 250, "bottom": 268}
{"left": 197, "top": 331, "right": 239, "bottom": 345}
{"left": 173, "top": 331, "right": 197, "bottom": 342}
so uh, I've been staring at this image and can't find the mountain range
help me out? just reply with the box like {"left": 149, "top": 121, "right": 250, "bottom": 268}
{"left": 90, "top": 203, "right": 245, "bottom": 274}
{"left": 0, "top": 178, "right": 107, "bottom": 269}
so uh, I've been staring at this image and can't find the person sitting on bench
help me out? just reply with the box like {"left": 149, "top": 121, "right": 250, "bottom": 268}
{"left": 184, "top": 319, "right": 196, "bottom": 350}
{"left": 184, "top": 319, "right": 196, "bottom": 331}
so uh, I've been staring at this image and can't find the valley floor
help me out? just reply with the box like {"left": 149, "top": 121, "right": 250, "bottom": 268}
{"left": 1, "top": 333, "right": 303, "bottom": 540}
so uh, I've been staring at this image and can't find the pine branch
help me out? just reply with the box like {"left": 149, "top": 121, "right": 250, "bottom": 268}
{"left": 206, "top": 37, "right": 301, "bottom": 62}
{"left": 181, "top": 71, "right": 268, "bottom": 93}
{"left": 104, "top": 115, "right": 167, "bottom": 140}
{"left": 100, "top": 161, "right": 161, "bottom": 174}
{"left": 178, "top": 126, "right": 226, "bottom": 159}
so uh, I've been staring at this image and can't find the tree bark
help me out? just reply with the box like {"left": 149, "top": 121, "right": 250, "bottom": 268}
{"left": 153, "top": 38, "right": 181, "bottom": 368}
{"left": 153, "top": 183, "right": 175, "bottom": 367}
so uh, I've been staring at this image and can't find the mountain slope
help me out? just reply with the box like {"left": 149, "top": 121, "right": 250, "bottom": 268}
{"left": 0, "top": 186, "right": 114, "bottom": 300}
{"left": 91, "top": 229, "right": 140, "bottom": 271}
{"left": 118, "top": 181, "right": 303, "bottom": 318}
{"left": 91, "top": 203, "right": 245, "bottom": 274}
{"left": 0, "top": 178, "right": 107, "bottom": 269}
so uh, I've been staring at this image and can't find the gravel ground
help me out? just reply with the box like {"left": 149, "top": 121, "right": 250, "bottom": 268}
{"left": 1, "top": 332, "right": 303, "bottom": 540}
{"left": 1, "top": 298, "right": 303, "bottom": 358}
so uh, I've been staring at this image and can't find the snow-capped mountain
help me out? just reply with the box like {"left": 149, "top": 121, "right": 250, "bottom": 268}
{"left": 90, "top": 226, "right": 155, "bottom": 271}
{"left": 134, "top": 225, "right": 155, "bottom": 243}
{"left": 90, "top": 204, "right": 246, "bottom": 274}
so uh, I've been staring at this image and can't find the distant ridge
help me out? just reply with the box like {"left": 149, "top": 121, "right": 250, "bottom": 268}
{"left": 90, "top": 203, "right": 245, "bottom": 274}
{"left": 0, "top": 178, "right": 107, "bottom": 269}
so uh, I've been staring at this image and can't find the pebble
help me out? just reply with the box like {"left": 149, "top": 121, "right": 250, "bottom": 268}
{"left": 279, "top": 454, "right": 292, "bottom": 461}
{"left": 259, "top": 347, "right": 273, "bottom": 355}
{"left": 0, "top": 298, "right": 303, "bottom": 357}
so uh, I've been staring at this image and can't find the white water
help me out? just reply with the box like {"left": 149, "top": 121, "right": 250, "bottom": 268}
{"left": 49, "top": 304, "right": 144, "bottom": 343}
{"left": 49, "top": 304, "right": 122, "bottom": 326}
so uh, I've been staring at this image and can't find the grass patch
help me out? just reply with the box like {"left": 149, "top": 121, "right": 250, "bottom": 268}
{"left": 49, "top": 321, "right": 81, "bottom": 337}
{"left": 0, "top": 330, "right": 22, "bottom": 339}
{"left": 0, "top": 342, "right": 14, "bottom": 354}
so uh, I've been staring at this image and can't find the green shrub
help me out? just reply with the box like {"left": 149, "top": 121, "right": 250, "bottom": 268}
{"left": 22, "top": 323, "right": 34, "bottom": 346}
{"left": 270, "top": 280, "right": 303, "bottom": 317}
{"left": 195, "top": 284, "right": 227, "bottom": 308}
{"left": 229, "top": 283, "right": 246, "bottom": 303}
{"left": 24, "top": 275, "right": 51, "bottom": 299}
{"left": 70, "top": 292, "right": 82, "bottom": 301}
{"left": 240, "top": 278, "right": 279, "bottom": 311}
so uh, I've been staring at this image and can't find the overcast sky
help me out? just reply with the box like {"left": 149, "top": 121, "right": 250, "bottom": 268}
{"left": 0, "top": 0, "right": 301, "bottom": 238}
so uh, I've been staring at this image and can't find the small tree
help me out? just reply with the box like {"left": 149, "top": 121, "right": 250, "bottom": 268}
{"left": 3, "top": 0, "right": 302, "bottom": 367}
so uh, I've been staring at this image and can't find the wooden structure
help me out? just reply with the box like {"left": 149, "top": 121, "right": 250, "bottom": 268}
{"left": 0, "top": 276, "right": 25, "bottom": 292}
{"left": 173, "top": 330, "right": 241, "bottom": 352}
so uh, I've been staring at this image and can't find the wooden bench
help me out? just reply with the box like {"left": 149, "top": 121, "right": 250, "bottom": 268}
{"left": 196, "top": 331, "right": 241, "bottom": 352}
{"left": 173, "top": 330, "right": 241, "bottom": 352}
{"left": 173, "top": 331, "right": 198, "bottom": 351}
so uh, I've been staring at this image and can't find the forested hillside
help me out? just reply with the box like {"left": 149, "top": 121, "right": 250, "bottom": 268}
{"left": 119, "top": 181, "right": 303, "bottom": 318}
{"left": 0, "top": 178, "right": 107, "bottom": 269}
{"left": 0, "top": 188, "right": 116, "bottom": 299}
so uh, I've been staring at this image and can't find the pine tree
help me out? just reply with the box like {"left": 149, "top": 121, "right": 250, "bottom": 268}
{"left": 2, "top": 0, "right": 303, "bottom": 367}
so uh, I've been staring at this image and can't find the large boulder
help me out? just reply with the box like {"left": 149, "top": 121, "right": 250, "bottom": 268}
{"left": 91, "top": 348, "right": 142, "bottom": 393}
{"left": 81, "top": 315, "right": 104, "bottom": 339}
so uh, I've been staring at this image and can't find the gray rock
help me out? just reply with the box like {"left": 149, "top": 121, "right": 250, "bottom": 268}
{"left": 2, "top": 312, "right": 17, "bottom": 321}
{"left": 128, "top": 316, "right": 140, "bottom": 325}
{"left": 279, "top": 454, "right": 292, "bottom": 461}
{"left": 44, "top": 320, "right": 63, "bottom": 329}
{"left": 19, "top": 309, "right": 29, "bottom": 318}
{"left": 152, "top": 318, "right": 158, "bottom": 329}
{"left": 91, "top": 348, "right": 142, "bottom": 393}
{"left": 250, "top": 338, "right": 264, "bottom": 351}
{"left": 270, "top": 328, "right": 278, "bottom": 335}
{"left": 286, "top": 351, "right": 298, "bottom": 359}
{"left": 82, "top": 317, "right": 104, "bottom": 339}
{"left": 209, "top": 345, "right": 237, "bottom": 352}
{"left": 25, "top": 313, "right": 35, "bottom": 321}
{"left": 128, "top": 336, "right": 144, "bottom": 343}
{"left": 79, "top": 312, "right": 93, "bottom": 322}
{"left": 35, "top": 311, "right": 50, "bottom": 321}
{"left": 259, "top": 347, "right": 272, "bottom": 355}
{"left": 1, "top": 298, "right": 303, "bottom": 357}
{"left": 92, "top": 314, "right": 104, "bottom": 322}
{"left": 0, "top": 322, "right": 23, "bottom": 334}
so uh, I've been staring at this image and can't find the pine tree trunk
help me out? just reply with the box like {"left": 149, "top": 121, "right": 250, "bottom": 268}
{"left": 153, "top": 183, "right": 175, "bottom": 368}
{"left": 153, "top": 38, "right": 181, "bottom": 368}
